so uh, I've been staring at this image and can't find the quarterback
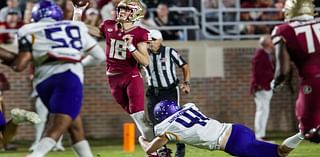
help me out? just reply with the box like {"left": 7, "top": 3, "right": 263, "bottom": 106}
{"left": 73, "top": 0, "right": 154, "bottom": 142}
{"left": 271, "top": 0, "right": 320, "bottom": 143}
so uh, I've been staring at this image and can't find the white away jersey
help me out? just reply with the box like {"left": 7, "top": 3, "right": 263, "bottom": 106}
{"left": 18, "top": 20, "right": 97, "bottom": 86}
{"left": 154, "top": 103, "right": 231, "bottom": 150}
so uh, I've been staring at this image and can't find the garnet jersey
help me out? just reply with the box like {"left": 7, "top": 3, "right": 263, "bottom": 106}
{"left": 271, "top": 18, "right": 320, "bottom": 79}
{"left": 154, "top": 103, "right": 231, "bottom": 150}
{"left": 99, "top": 20, "right": 150, "bottom": 73}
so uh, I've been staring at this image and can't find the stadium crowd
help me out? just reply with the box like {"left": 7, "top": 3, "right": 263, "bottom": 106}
{"left": 0, "top": 0, "right": 320, "bottom": 157}
{"left": 1, "top": 0, "right": 320, "bottom": 43}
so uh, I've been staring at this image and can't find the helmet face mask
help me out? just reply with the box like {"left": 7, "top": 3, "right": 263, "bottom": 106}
{"left": 153, "top": 100, "right": 181, "bottom": 123}
{"left": 283, "top": 0, "right": 316, "bottom": 21}
{"left": 31, "top": 0, "right": 63, "bottom": 22}
{"left": 117, "top": 5, "right": 132, "bottom": 22}
{"left": 116, "top": 0, "right": 144, "bottom": 23}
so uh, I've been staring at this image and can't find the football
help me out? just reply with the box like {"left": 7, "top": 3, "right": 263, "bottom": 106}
{"left": 72, "top": 0, "right": 89, "bottom": 7}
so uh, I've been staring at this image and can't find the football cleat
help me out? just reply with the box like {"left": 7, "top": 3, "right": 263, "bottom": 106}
{"left": 278, "top": 144, "right": 294, "bottom": 157}
{"left": 157, "top": 145, "right": 172, "bottom": 157}
{"left": 11, "top": 108, "right": 41, "bottom": 124}
{"left": 304, "top": 126, "right": 320, "bottom": 143}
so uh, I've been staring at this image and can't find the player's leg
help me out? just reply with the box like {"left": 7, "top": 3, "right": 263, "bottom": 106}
{"left": 278, "top": 132, "right": 304, "bottom": 156}
{"left": 27, "top": 114, "right": 72, "bottom": 157}
{"left": 27, "top": 71, "right": 82, "bottom": 157}
{"left": 127, "top": 74, "right": 154, "bottom": 141}
{"left": 68, "top": 115, "right": 93, "bottom": 157}
{"left": 225, "top": 124, "right": 281, "bottom": 157}
{"left": 30, "top": 96, "right": 48, "bottom": 151}
{"left": 1, "top": 104, "right": 40, "bottom": 149}
{"left": 296, "top": 79, "right": 320, "bottom": 143}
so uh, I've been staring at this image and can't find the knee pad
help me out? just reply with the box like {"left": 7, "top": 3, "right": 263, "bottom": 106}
{"left": 304, "top": 126, "right": 320, "bottom": 143}
{"left": 130, "top": 111, "right": 154, "bottom": 141}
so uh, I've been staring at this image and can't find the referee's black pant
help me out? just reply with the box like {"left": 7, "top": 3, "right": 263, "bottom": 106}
{"left": 146, "top": 85, "right": 179, "bottom": 125}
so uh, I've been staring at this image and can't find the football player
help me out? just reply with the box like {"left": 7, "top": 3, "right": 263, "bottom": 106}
{"left": 0, "top": 72, "right": 40, "bottom": 150}
{"left": 73, "top": 0, "right": 155, "bottom": 147}
{"left": 3, "top": 0, "right": 105, "bottom": 157}
{"left": 139, "top": 100, "right": 302, "bottom": 157}
{"left": 271, "top": 0, "right": 320, "bottom": 143}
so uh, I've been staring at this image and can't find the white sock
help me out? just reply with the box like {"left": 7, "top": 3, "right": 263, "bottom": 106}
{"left": 72, "top": 140, "right": 93, "bottom": 157}
{"left": 130, "top": 111, "right": 155, "bottom": 141}
{"left": 27, "top": 137, "right": 56, "bottom": 157}
{"left": 282, "top": 132, "right": 304, "bottom": 148}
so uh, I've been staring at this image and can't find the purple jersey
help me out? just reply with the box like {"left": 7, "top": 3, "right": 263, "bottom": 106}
{"left": 272, "top": 18, "right": 320, "bottom": 79}
{"left": 100, "top": 20, "right": 150, "bottom": 73}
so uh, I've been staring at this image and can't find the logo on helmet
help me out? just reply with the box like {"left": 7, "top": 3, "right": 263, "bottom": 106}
{"left": 283, "top": 0, "right": 316, "bottom": 21}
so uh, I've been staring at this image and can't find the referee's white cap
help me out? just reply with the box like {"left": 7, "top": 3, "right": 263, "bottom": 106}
{"left": 150, "top": 29, "right": 163, "bottom": 40}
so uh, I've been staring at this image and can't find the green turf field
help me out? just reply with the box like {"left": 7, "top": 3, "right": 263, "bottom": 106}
{"left": 0, "top": 140, "right": 318, "bottom": 157}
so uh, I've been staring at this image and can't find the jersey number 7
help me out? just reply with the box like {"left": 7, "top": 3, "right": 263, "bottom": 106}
{"left": 295, "top": 23, "right": 320, "bottom": 54}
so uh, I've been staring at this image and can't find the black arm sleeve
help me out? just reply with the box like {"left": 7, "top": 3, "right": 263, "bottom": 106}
{"left": 18, "top": 36, "right": 32, "bottom": 53}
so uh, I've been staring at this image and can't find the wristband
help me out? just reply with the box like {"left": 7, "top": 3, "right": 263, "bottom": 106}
{"left": 127, "top": 44, "right": 136, "bottom": 53}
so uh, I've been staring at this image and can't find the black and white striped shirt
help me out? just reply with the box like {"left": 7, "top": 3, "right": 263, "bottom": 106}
{"left": 145, "top": 46, "right": 187, "bottom": 88}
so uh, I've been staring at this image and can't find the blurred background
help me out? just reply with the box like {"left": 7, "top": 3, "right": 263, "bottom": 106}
{"left": 0, "top": 0, "right": 319, "bottom": 141}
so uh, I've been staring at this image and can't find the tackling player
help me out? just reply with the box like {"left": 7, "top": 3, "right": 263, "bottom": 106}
{"left": 139, "top": 100, "right": 301, "bottom": 157}
{"left": 271, "top": 0, "right": 320, "bottom": 143}
{"left": 73, "top": 0, "right": 154, "bottom": 145}
{"left": 1, "top": 0, "right": 105, "bottom": 157}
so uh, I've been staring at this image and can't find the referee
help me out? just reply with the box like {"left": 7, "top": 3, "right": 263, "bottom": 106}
{"left": 145, "top": 29, "right": 191, "bottom": 157}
